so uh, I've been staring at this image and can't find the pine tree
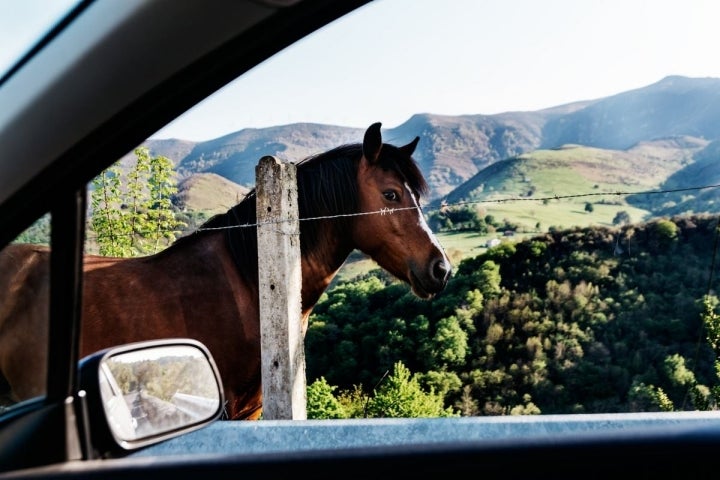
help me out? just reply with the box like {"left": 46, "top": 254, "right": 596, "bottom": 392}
{"left": 307, "top": 377, "right": 347, "bottom": 419}
{"left": 366, "top": 361, "right": 458, "bottom": 418}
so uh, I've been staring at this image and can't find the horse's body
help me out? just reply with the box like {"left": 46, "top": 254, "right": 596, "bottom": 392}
{"left": 0, "top": 122, "right": 451, "bottom": 420}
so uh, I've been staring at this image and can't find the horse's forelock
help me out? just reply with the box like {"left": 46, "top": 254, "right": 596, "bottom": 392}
{"left": 377, "top": 143, "right": 429, "bottom": 198}
{"left": 296, "top": 143, "right": 362, "bottom": 218}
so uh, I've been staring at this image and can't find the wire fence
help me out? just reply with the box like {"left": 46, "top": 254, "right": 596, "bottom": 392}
{"left": 85, "top": 181, "right": 720, "bottom": 241}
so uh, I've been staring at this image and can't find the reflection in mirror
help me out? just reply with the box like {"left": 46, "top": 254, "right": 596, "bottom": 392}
{"left": 99, "top": 344, "right": 221, "bottom": 442}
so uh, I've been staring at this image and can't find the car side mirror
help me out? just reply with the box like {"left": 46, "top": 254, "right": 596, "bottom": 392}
{"left": 78, "top": 338, "right": 224, "bottom": 457}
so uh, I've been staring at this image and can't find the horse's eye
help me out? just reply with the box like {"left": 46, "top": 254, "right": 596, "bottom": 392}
{"left": 383, "top": 191, "right": 399, "bottom": 202}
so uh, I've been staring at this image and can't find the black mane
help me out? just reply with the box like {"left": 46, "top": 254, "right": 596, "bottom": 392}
{"left": 177, "top": 141, "right": 428, "bottom": 284}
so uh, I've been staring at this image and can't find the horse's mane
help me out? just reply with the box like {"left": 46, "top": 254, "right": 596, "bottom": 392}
{"left": 173, "top": 141, "right": 427, "bottom": 284}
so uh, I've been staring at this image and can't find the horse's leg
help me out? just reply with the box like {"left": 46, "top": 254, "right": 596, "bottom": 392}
{"left": 223, "top": 381, "right": 263, "bottom": 420}
{"left": 193, "top": 319, "right": 264, "bottom": 420}
{"left": 175, "top": 234, "right": 266, "bottom": 421}
{"left": 0, "top": 244, "right": 51, "bottom": 402}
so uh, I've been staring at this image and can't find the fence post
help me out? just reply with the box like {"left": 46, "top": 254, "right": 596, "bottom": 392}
{"left": 255, "top": 155, "right": 306, "bottom": 420}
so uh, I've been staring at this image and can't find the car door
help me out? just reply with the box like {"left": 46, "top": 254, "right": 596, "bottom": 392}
{"left": 0, "top": 0, "right": 369, "bottom": 474}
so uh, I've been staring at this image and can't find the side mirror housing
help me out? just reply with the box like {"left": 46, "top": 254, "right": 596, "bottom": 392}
{"left": 78, "top": 338, "right": 224, "bottom": 458}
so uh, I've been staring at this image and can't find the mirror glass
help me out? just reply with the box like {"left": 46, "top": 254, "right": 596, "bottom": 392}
{"left": 98, "top": 344, "right": 221, "bottom": 442}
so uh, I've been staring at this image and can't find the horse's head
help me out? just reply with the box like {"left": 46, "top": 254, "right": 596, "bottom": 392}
{"left": 353, "top": 122, "right": 451, "bottom": 299}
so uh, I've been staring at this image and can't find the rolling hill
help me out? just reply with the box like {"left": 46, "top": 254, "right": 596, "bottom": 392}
{"left": 175, "top": 172, "right": 250, "bottom": 214}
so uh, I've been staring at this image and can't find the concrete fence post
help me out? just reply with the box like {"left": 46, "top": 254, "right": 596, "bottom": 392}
{"left": 255, "top": 155, "right": 306, "bottom": 420}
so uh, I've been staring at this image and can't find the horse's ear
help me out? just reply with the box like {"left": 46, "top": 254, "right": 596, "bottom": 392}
{"left": 400, "top": 136, "right": 420, "bottom": 156}
{"left": 363, "top": 122, "right": 383, "bottom": 163}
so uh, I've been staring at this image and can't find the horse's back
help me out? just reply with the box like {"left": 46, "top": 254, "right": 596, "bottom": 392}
{"left": 0, "top": 244, "right": 147, "bottom": 400}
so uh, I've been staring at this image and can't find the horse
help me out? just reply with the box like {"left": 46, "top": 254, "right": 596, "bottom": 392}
{"left": 0, "top": 122, "right": 451, "bottom": 420}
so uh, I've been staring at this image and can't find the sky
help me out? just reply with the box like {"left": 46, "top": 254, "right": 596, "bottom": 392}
{"left": 4, "top": 0, "right": 720, "bottom": 142}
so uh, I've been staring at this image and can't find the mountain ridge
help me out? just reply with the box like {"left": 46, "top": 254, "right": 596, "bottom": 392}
{"left": 132, "top": 75, "right": 720, "bottom": 213}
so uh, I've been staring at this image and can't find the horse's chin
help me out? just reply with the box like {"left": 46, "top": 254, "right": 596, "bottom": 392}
{"left": 412, "top": 288, "right": 435, "bottom": 300}
{"left": 408, "top": 271, "right": 437, "bottom": 300}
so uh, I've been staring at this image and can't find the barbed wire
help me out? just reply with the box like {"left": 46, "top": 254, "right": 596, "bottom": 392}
{"left": 196, "top": 206, "right": 417, "bottom": 232}
{"left": 446, "top": 183, "right": 720, "bottom": 207}
{"left": 86, "top": 182, "right": 720, "bottom": 241}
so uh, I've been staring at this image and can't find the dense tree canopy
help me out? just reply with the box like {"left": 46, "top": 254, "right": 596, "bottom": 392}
{"left": 307, "top": 214, "right": 720, "bottom": 416}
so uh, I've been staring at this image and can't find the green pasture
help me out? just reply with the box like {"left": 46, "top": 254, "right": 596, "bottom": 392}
{"left": 335, "top": 199, "right": 652, "bottom": 283}
{"left": 479, "top": 198, "right": 650, "bottom": 232}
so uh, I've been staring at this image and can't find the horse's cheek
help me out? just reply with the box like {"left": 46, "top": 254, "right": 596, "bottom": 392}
{"left": 351, "top": 210, "right": 381, "bottom": 253}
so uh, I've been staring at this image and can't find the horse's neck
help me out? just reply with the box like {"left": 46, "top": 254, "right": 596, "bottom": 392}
{"left": 300, "top": 238, "right": 353, "bottom": 317}
{"left": 217, "top": 204, "right": 351, "bottom": 315}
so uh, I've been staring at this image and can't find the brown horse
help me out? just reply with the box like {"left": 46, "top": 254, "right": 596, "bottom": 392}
{"left": 0, "top": 122, "right": 451, "bottom": 420}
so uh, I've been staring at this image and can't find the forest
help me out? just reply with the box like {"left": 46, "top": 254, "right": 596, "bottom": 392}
{"left": 305, "top": 214, "right": 720, "bottom": 416}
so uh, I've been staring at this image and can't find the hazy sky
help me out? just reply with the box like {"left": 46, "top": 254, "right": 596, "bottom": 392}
{"left": 4, "top": 0, "right": 720, "bottom": 141}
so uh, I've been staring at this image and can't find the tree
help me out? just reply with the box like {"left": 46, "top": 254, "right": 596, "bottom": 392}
{"left": 306, "top": 214, "right": 720, "bottom": 415}
{"left": 431, "top": 316, "right": 468, "bottom": 367}
{"left": 91, "top": 163, "right": 131, "bottom": 256}
{"left": 14, "top": 214, "right": 51, "bottom": 245}
{"left": 628, "top": 381, "right": 673, "bottom": 412}
{"left": 456, "top": 385, "right": 479, "bottom": 416}
{"left": 307, "top": 377, "right": 347, "bottom": 419}
{"left": 652, "top": 219, "right": 679, "bottom": 244}
{"left": 427, "top": 205, "right": 486, "bottom": 232}
{"left": 700, "top": 295, "right": 720, "bottom": 409}
{"left": 365, "top": 361, "right": 458, "bottom": 418}
{"left": 90, "top": 146, "right": 185, "bottom": 257}
{"left": 612, "top": 210, "right": 631, "bottom": 225}
{"left": 584, "top": 202, "right": 594, "bottom": 213}
{"left": 662, "top": 353, "right": 696, "bottom": 404}
{"left": 336, "top": 385, "right": 372, "bottom": 418}
{"left": 143, "top": 148, "right": 184, "bottom": 252}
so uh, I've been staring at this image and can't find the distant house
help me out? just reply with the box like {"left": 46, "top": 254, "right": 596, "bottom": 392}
{"left": 486, "top": 238, "right": 501, "bottom": 248}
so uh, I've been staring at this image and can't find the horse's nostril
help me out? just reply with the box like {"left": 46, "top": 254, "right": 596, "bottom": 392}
{"left": 432, "top": 259, "right": 451, "bottom": 282}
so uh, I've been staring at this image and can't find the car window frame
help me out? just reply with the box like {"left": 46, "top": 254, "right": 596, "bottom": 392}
{"left": 0, "top": 2, "right": 716, "bottom": 478}
{"left": 0, "top": 0, "right": 371, "bottom": 250}
{"left": 0, "top": 0, "right": 371, "bottom": 471}
{"left": 0, "top": 0, "right": 369, "bottom": 413}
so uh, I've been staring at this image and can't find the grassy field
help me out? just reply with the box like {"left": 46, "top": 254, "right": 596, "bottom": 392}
{"left": 334, "top": 199, "right": 652, "bottom": 284}
{"left": 476, "top": 199, "right": 649, "bottom": 232}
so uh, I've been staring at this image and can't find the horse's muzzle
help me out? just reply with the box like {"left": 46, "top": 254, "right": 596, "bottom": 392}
{"left": 410, "top": 257, "right": 451, "bottom": 299}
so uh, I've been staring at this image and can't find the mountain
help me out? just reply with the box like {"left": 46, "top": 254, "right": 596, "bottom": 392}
{"left": 135, "top": 75, "right": 720, "bottom": 209}
{"left": 390, "top": 112, "right": 554, "bottom": 198}
{"left": 143, "top": 113, "right": 561, "bottom": 201}
{"left": 627, "top": 138, "right": 720, "bottom": 216}
{"left": 173, "top": 124, "right": 365, "bottom": 188}
{"left": 541, "top": 76, "right": 720, "bottom": 150}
